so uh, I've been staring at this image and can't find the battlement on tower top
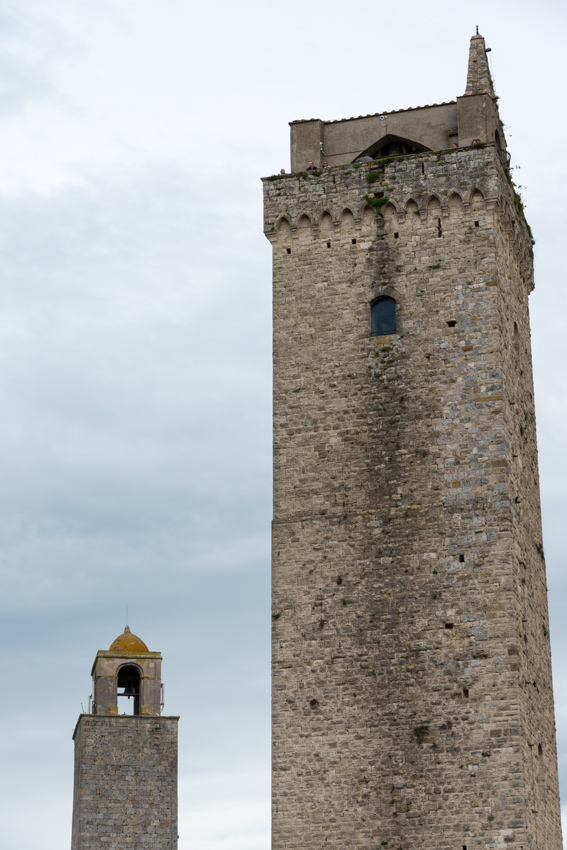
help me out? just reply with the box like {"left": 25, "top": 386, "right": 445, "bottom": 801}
{"left": 263, "top": 144, "right": 534, "bottom": 284}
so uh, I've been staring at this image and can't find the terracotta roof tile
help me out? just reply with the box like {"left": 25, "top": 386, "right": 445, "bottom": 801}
{"left": 290, "top": 101, "right": 457, "bottom": 126}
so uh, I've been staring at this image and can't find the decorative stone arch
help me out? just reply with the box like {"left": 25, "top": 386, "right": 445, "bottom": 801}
{"left": 401, "top": 198, "right": 421, "bottom": 229}
{"left": 426, "top": 194, "right": 442, "bottom": 216}
{"left": 382, "top": 201, "right": 398, "bottom": 233}
{"left": 468, "top": 188, "right": 486, "bottom": 213}
{"left": 360, "top": 203, "right": 376, "bottom": 234}
{"left": 116, "top": 659, "right": 143, "bottom": 673}
{"left": 426, "top": 195, "right": 444, "bottom": 237}
{"left": 382, "top": 201, "right": 398, "bottom": 216}
{"left": 276, "top": 216, "right": 291, "bottom": 244}
{"left": 295, "top": 212, "right": 312, "bottom": 228}
{"left": 296, "top": 213, "right": 313, "bottom": 243}
{"left": 340, "top": 207, "right": 356, "bottom": 235}
{"left": 354, "top": 199, "right": 372, "bottom": 218}
{"left": 354, "top": 133, "right": 431, "bottom": 162}
{"left": 448, "top": 191, "right": 464, "bottom": 217}
{"left": 404, "top": 198, "right": 420, "bottom": 216}
{"left": 116, "top": 660, "right": 143, "bottom": 686}
{"left": 318, "top": 210, "right": 334, "bottom": 238}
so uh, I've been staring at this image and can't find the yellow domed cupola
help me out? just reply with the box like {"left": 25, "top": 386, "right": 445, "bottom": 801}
{"left": 109, "top": 625, "right": 149, "bottom": 653}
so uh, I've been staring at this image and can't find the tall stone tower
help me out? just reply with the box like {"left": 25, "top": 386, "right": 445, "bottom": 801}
{"left": 264, "top": 34, "right": 562, "bottom": 850}
{"left": 71, "top": 627, "right": 178, "bottom": 849}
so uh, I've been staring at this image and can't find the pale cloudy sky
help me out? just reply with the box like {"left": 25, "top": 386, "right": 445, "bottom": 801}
{"left": 0, "top": 1, "right": 566, "bottom": 848}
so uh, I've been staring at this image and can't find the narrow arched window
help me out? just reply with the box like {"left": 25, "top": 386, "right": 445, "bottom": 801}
{"left": 371, "top": 297, "right": 396, "bottom": 336}
{"left": 117, "top": 665, "right": 141, "bottom": 715}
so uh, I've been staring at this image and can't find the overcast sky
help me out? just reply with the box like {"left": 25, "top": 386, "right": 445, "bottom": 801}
{"left": 0, "top": 1, "right": 566, "bottom": 848}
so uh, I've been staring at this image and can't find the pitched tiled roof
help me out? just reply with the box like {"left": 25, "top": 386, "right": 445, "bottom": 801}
{"left": 290, "top": 101, "right": 457, "bottom": 126}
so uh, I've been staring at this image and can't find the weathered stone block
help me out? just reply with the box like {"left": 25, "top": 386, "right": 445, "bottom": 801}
{"left": 71, "top": 715, "right": 178, "bottom": 850}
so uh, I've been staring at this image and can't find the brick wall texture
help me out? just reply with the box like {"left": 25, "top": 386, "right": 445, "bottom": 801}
{"left": 71, "top": 715, "right": 178, "bottom": 849}
{"left": 264, "top": 145, "right": 563, "bottom": 850}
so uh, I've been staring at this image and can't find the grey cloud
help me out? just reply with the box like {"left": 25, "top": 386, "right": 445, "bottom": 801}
{"left": 0, "top": 2, "right": 85, "bottom": 115}
{"left": 0, "top": 163, "right": 271, "bottom": 614}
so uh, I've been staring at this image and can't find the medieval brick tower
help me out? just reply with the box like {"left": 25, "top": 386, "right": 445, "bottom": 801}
{"left": 264, "top": 34, "right": 562, "bottom": 850}
{"left": 71, "top": 627, "right": 178, "bottom": 849}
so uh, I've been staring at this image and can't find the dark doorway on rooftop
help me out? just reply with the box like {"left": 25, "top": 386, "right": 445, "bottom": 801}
{"left": 355, "top": 134, "right": 431, "bottom": 163}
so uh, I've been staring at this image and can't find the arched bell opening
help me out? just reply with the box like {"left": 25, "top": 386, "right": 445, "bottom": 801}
{"left": 117, "top": 664, "right": 141, "bottom": 716}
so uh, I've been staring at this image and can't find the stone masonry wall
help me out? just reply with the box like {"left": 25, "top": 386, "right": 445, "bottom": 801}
{"left": 71, "top": 715, "right": 178, "bottom": 850}
{"left": 265, "top": 146, "right": 562, "bottom": 850}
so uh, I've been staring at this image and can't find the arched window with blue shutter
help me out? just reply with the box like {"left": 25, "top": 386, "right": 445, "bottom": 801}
{"left": 371, "top": 296, "right": 396, "bottom": 336}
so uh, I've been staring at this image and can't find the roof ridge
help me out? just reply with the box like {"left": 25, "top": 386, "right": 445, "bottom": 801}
{"left": 289, "top": 101, "right": 457, "bottom": 126}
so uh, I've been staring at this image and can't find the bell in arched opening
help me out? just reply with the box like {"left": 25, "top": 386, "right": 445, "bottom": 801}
{"left": 117, "top": 664, "right": 141, "bottom": 715}
{"left": 91, "top": 626, "right": 162, "bottom": 717}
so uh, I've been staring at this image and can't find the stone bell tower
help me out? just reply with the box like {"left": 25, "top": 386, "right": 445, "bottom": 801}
{"left": 71, "top": 627, "right": 179, "bottom": 850}
{"left": 264, "top": 33, "right": 562, "bottom": 850}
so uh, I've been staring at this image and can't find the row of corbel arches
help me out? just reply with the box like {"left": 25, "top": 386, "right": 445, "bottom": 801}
{"left": 275, "top": 189, "right": 488, "bottom": 243}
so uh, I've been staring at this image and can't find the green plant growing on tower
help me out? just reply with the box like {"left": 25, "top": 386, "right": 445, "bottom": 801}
{"left": 364, "top": 194, "right": 390, "bottom": 214}
{"left": 367, "top": 160, "right": 395, "bottom": 181}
